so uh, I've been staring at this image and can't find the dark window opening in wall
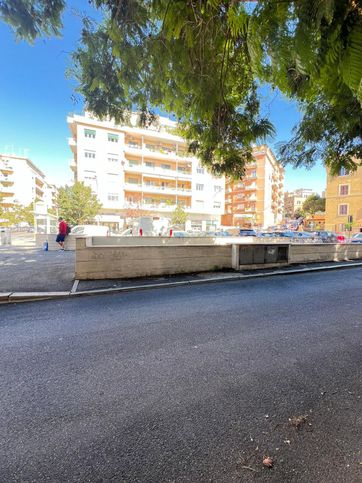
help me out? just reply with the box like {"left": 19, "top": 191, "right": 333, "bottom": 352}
{"left": 339, "top": 185, "right": 349, "bottom": 195}
{"left": 338, "top": 204, "right": 348, "bottom": 215}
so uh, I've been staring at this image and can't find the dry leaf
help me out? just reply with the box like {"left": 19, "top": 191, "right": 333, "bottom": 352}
{"left": 263, "top": 456, "right": 274, "bottom": 468}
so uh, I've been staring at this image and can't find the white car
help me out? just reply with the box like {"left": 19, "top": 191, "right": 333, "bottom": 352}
{"left": 70, "top": 225, "right": 109, "bottom": 237}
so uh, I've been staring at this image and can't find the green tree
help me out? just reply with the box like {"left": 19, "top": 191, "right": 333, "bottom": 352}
{"left": 1, "top": 1, "right": 361, "bottom": 176}
{"left": 171, "top": 205, "right": 187, "bottom": 227}
{"left": 0, "top": 0, "right": 65, "bottom": 43}
{"left": 302, "top": 195, "right": 326, "bottom": 215}
{"left": 0, "top": 199, "right": 34, "bottom": 227}
{"left": 57, "top": 181, "right": 102, "bottom": 226}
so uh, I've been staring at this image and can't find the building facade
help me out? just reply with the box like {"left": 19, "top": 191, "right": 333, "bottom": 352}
{"left": 0, "top": 154, "right": 56, "bottom": 212}
{"left": 67, "top": 113, "right": 225, "bottom": 231}
{"left": 325, "top": 165, "right": 362, "bottom": 234}
{"left": 221, "top": 146, "right": 284, "bottom": 228}
{"left": 284, "top": 188, "right": 315, "bottom": 218}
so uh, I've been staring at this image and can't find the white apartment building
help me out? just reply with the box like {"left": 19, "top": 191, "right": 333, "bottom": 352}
{"left": 67, "top": 113, "right": 225, "bottom": 230}
{"left": 0, "top": 154, "right": 57, "bottom": 212}
{"left": 284, "top": 188, "right": 315, "bottom": 218}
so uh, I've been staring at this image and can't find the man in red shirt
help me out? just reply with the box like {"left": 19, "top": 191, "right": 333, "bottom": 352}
{"left": 56, "top": 217, "right": 68, "bottom": 250}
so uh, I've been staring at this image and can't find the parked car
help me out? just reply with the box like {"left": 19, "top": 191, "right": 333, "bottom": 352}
{"left": 351, "top": 233, "right": 362, "bottom": 243}
{"left": 273, "top": 231, "right": 318, "bottom": 243}
{"left": 312, "top": 231, "right": 338, "bottom": 243}
{"left": 171, "top": 230, "right": 189, "bottom": 238}
{"left": 70, "top": 225, "right": 109, "bottom": 237}
{"left": 257, "top": 232, "right": 278, "bottom": 238}
{"left": 239, "top": 229, "right": 257, "bottom": 237}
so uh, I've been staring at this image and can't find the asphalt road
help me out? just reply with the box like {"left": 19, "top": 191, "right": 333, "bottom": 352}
{"left": 1, "top": 268, "right": 361, "bottom": 482}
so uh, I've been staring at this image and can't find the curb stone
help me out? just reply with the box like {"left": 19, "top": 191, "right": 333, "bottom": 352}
{"left": 1, "top": 261, "right": 362, "bottom": 304}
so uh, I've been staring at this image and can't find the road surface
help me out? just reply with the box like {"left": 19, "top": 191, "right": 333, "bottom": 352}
{"left": 1, "top": 268, "right": 361, "bottom": 482}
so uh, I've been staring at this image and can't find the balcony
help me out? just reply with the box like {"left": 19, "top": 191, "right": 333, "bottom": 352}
{"left": 125, "top": 183, "right": 143, "bottom": 192}
{"left": 125, "top": 162, "right": 192, "bottom": 179}
{"left": 124, "top": 142, "right": 192, "bottom": 161}
{"left": 0, "top": 176, "right": 13, "bottom": 184}
{"left": 245, "top": 184, "right": 257, "bottom": 191}
{"left": 0, "top": 187, "right": 14, "bottom": 196}
{"left": 142, "top": 184, "right": 192, "bottom": 196}
{"left": 35, "top": 177, "right": 44, "bottom": 188}
{"left": 0, "top": 164, "right": 13, "bottom": 174}
{"left": 69, "top": 159, "right": 77, "bottom": 172}
{"left": 125, "top": 182, "right": 192, "bottom": 197}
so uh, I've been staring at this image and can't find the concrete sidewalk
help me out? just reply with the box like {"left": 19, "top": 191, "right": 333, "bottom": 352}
{"left": 1, "top": 246, "right": 362, "bottom": 303}
{"left": 0, "top": 246, "right": 75, "bottom": 292}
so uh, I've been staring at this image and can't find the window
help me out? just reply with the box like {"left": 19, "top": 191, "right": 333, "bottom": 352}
{"left": 145, "top": 161, "right": 155, "bottom": 168}
{"left": 339, "top": 167, "right": 350, "bottom": 176}
{"left": 338, "top": 204, "right": 348, "bottom": 215}
{"left": 128, "top": 160, "right": 140, "bottom": 167}
{"left": 128, "top": 140, "right": 141, "bottom": 149}
{"left": 84, "top": 151, "right": 96, "bottom": 159}
{"left": 197, "top": 165, "right": 205, "bottom": 174}
{"left": 213, "top": 202, "right": 221, "bottom": 209}
{"left": 127, "top": 177, "right": 139, "bottom": 184}
{"left": 108, "top": 133, "right": 119, "bottom": 143}
{"left": 339, "top": 185, "right": 349, "bottom": 195}
{"left": 84, "top": 129, "right": 96, "bottom": 138}
{"left": 250, "top": 170, "right": 256, "bottom": 178}
{"left": 195, "top": 200, "right": 204, "bottom": 207}
{"left": 107, "top": 193, "right": 119, "bottom": 201}
{"left": 161, "top": 163, "right": 171, "bottom": 170}
{"left": 108, "top": 156, "right": 118, "bottom": 163}
{"left": 196, "top": 183, "right": 204, "bottom": 191}
{"left": 214, "top": 185, "right": 222, "bottom": 193}
{"left": 237, "top": 204, "right": 245, "bottom": 210}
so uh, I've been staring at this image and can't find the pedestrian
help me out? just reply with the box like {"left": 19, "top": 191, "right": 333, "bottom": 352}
{"left": 56, "top": 217, "right": 68, "bottom": 250}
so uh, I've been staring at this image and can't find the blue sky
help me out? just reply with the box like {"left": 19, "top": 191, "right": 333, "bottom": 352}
{"left": 0, "top": 2, "right": 326, "bottom": 193}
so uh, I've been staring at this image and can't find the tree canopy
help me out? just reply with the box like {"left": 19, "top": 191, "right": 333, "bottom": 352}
{"left": 0, "top": 200, "right": 34, "bottom": 227}
{"left": 56, "top": 182, "right": 102, "bottom": 225}
{"left": 302, "top": 194, "right": 326, "bottom": 215}
{"left": 2, "top": 1, "right": 362, "bottom": 177}
{"left": 171, "top": 205, "right": 187, "bottom": 226}
{"left": 0, "top": 0, "right": 65, "bottom": 43}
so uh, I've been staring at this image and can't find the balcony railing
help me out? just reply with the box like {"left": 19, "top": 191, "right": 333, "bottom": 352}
{"left": 0, "top": 164, "right": 14, "bottom": 173}
{"left": 126, "top": 183, "right": 191, "bottom": 196}
{"left": 125, "top": 142, "right": 191, "bottom": 160}
{"left": 125, "top": 162, "right": 192, "bottom": 177}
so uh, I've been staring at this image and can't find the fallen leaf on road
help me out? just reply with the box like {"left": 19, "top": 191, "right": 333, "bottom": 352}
{"left": 289, "top": 415, "right": 308, "bottom": 429}
{"left": 263, "top": 456, "right": 274, "bottom": 468}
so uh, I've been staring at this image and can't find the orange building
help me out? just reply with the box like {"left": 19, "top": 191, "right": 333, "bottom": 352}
{"left": 222, "top": 146, "right": 284, "bottom": 228}
{"left": 325, "top": 165, "right": 362, "bottom": 234}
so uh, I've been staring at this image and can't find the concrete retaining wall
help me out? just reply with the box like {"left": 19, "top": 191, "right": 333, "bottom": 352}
{"left": 75, "top": 238, "right": 362, "bottom": 280}
{"left": 75, "top": 238, "right": 232, "bottom": 280}
{"left": 289, "top": 244, "right": 362, "bottom": 263}
{"left": 35, "top": 234, "right": 76, "bottom": 251}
